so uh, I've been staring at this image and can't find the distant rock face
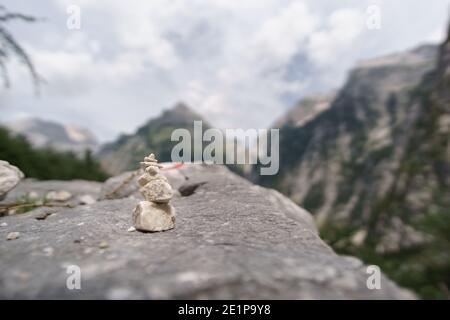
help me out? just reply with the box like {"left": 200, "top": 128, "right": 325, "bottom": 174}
{"left": 254, "top": 34, "right": 450, "bottom": 297}
{"left": 272, "top": 93, "right": 335, "bottom": 129}
{"left": 0, "top": 164, "right": 414, "bottom": 299}
{"left": 0, "top": 160, "right": 24, "bottom": 201}
{"left": 257, "top": 44, "right": 439, "bottom": 230}
{"left": 3, "top": 118, "right": 99, "bottom": 154}
{"left": 98, "top": 103, "right": 209, "bottom": 175}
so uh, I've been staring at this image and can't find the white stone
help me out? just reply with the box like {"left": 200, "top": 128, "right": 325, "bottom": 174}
{"left": 27, "top": 191, "right": 39, "bottom": 200}
{"left": 132, "top": 201, "right": 175, "bottom": 232}
{"left": 0, "top": 222, "right": 7, "bottom": 227}
{"left": 127, "top": 226, "right": 136, "bottom": 232}
{"left": 46, "top": 190, "right": 72, "bottom": 202}
{"left": 145, "top": 153, "right": 156, "bottom": 162}
{"left": 145, "top": 165, "right": 161, "bottom": 175}
{"left": 0, "top": 160, "right": 24, "bottom": 200}
{"left": 137, "top": 171, "right": 168, "bottom": 187}
{"left": 83, "top": 247, "right": 93, "bottom": 254}
{"left": 43, "top": 247, "right": 54, "bottom": 257}
{"left": 6, "top": 232, "right": 20, "bottom": 240}
{"left": 99, "top": 241, "right": 109, "bottom": 249}
{"left": 140, "top": 178, "right": 173, "bottom": 203}
{"left": 350, "top": 229, "right": 367, "bottom": 247}
{"left": 78, "top": 194, "right": 96, "bottom": 205}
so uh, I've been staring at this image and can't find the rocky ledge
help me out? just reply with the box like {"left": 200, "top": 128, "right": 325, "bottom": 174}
{"left": 0, "top": 164, "right": 414, "bottom": 299}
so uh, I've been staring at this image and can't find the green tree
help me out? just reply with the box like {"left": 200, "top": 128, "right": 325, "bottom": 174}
{"left": 0, "top": 127, "right": 109, "bottom": 181}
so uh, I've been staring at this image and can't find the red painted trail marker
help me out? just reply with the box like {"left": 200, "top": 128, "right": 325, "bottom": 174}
{"left": 161, "top": 162, "right": 185, "bottom": 171}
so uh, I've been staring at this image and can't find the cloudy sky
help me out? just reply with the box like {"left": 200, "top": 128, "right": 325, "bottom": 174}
{"left": 1, "top": 0, "right": 449, "bottom": 142}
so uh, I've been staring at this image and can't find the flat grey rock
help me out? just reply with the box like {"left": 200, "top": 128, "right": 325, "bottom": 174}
{"left": 98, "top": 163, "right": 189, "bottom": 200}
{"left": 99, "top": 170, "right": 141, "bottom": 200}
{"left": 0, "top": 164, "right": 414, "bottom": 299}
{"left": 1, "top": 179, "right": 102, "bottom": 206}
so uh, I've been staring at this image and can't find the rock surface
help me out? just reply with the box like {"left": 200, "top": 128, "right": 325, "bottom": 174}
{"left": 1, "top": 179, "right": 102, "bottom": 206}
{"left": 0, "top": 164, "right": 414, "bottom": 299}
{"left": 0, "top": 160, "right": 24, "bottom": 201}
{"left": 99, "top": 170, "right": 141, "bottom": 200}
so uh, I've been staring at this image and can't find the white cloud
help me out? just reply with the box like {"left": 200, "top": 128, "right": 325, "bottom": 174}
{"left": 307, "top": 9, "right": 365, "bottom": 66}
{"left": 252, "top": 2, "right": 318, "bottom": 66}
{"left": 1, "top": 0, "right": 449, "bottom": 141}
{"left": 428, "top": 27, "right": 447, "bottom": 43}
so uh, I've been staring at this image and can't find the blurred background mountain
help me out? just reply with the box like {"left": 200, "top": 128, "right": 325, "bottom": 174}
{"left": 4, "top": 117, "right": 99, "bottom": 153}
{"left": 0, "top": 125, "right": 107, "bottom": 181}
{"left": 254, "top": 27, "right": 450, "bottom": 299}
{"left": 98, "top": 102, "right": 209, "bottom": 174}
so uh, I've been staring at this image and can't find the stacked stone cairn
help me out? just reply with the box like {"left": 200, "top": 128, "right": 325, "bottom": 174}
{"left": 132, "top": 154, "right": 175, "bottom": 232}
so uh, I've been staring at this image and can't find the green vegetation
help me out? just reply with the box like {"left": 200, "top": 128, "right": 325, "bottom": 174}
{"left": 302, "top": 181, "right": 325, "bottom": 212}
{"left": 319, "top": 85, "right": 450, "bottom": 299}
{"left": 320, "top": 212, "right": 450, "bottom": 299}
{"left": 0, "top": 126, "right": 108, "bottom": 181}
{"left": 0, "top": 193, "right": 45, "bottom": 215}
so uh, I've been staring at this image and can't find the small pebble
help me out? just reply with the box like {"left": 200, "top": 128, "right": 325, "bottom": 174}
{"left": 0, "top": 222, "right": 7, "bottom": 227}
{"left": 6, "top": 232, "right": 20, "bottom": 240}
{"left": 27, "top": 191, "right": 39, "bottom": 200}
{"left": 78, "top": 194, "right": 96, "bottom": 205}
{"left": 46, "top": 190, "right": 72, "bottom": 202}
{"left": 43, "top": 247, "right": 54, "bottom": 257}
{"left": 83, "top": 247, "right": 93, "bottom": 254}
{"left": 15, "top": 271, "right": 30, "bottom": 282}
{"left": 127, "top": 226, "right": 136, "bottom": 232}
{"left": 99, "top": 241, "right": 109, "bottom": 249}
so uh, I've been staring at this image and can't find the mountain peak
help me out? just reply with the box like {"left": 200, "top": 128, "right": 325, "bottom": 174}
{"left": 157, "top": 102, "right": 208, "bottom": 127}
{"left": 99, "top": 102, "right": 209, "bottom": 174}
{"left": 172, "top": 101, "right": 191, "bottom": 112}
